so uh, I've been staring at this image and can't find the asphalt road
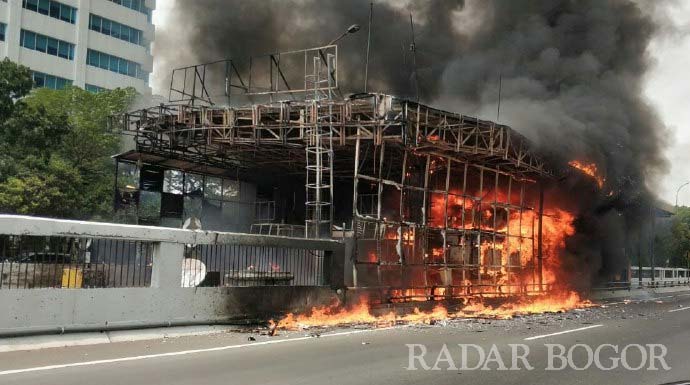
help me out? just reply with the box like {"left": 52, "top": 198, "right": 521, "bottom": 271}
{"left": 2, "top": 292, "right": 690, "bottom": 385}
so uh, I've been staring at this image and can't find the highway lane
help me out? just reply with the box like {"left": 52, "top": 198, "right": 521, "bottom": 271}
{"left": 2, "top": 292, "right": 690, "bottom": 385}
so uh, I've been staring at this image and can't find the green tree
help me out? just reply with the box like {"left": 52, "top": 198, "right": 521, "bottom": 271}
{"left": 0, "top": 157, "right": 82, "bottom": 217}
{"left": 669, "top": 207, "right": 690, "bottom": 267}
{"left": 0, "top": 58, "right": 33, "bottom": 118}
{"left": 653, "top": 207, "right": 690, "bottom": 268}
{"left": 0, "top": 59, "right": 136, "bottom": 219}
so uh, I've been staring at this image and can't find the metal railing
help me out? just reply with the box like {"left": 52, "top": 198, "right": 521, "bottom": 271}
{"left": 0, "top": 235, "right": 153, "bottom": 289}
{"left": 0, "top": 215, "right": 345, "bottom": 290}
{"left": 250, "top": 223, "right": 306, "bottom": 238}
{"left": 184, "top": 244, "right": 322, "bottom": 287}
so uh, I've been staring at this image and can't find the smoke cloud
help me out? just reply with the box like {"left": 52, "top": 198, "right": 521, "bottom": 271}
{"left": 154, "top": 0, "right": 670, "bottom": 282}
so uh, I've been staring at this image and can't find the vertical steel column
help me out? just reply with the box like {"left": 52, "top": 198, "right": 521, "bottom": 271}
{"left": 492, "top": 168, "right": 499, "bottom": 291}
{"left": 352, "top": 129, "right": 361, "bottom": 287}
{"left": 376, "top": 142, "right": 385, "bottom": 287}
{"left": 537, "top": 183, "right": 545, "bottom": 292}
{"left": 399, "top": 151, "right": 408, "bottom": 290}
{"left": 506, "top": 174, "right": 512, "bottom": 295}
{"left": 461, "top": 162, "right": 468, "bottom": 292}
{"left": 477, "top": 168, "right": 483, "bottom": 289}
{"left": 443, "top": 157, "right": 451, "bottom": 295}
{"left": 422, "top": 155, "right": 431, "bottom": 290}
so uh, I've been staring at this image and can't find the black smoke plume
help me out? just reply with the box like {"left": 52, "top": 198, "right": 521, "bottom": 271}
{"left": 154, "top": 0, "right": 669, "bottom": 284}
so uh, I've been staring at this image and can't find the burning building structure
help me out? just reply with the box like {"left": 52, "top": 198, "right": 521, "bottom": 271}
{"left": 112, "top": 45, "right": 579, "bottom": 302}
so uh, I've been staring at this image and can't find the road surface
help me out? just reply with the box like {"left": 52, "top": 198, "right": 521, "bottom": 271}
{"left": 2, "top": 292, "right": 690, "bottom": 385}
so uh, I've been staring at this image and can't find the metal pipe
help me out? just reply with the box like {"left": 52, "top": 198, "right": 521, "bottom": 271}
{"left": 650, "top": 203, "right": 656, "bottom": 284}
{"left": 409, "top": 13, "right": 419, "bottom": 102}
{"left": 364, "top": 2, "right": 373, "bottom": 93}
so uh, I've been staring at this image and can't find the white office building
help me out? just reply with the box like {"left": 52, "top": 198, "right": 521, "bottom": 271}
{"left": 0, "top": 0, "right": 154, "bottom": 94}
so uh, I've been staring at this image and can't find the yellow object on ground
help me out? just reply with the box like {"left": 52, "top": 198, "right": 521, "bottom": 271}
{"left": 61, "top": 267, "right": 83, "bottom": 288}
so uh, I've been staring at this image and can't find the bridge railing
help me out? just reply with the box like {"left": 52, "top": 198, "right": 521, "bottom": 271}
{"left": 0, "top": 215, "right": 344, "bottom": 290}
{"left": 0, "top": 215, "right": 345, "bottom": 336}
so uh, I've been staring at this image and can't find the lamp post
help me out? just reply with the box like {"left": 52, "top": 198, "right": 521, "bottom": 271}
{"left": 676, "top": 181, "right": 690, "bottom": 208}
{"left": 328, "top": 24, "right": 361, "bottom": 45}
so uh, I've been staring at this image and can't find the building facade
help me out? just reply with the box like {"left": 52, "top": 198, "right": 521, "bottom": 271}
{"left": 0, "top": 0, "right": 154, "bottom": 94}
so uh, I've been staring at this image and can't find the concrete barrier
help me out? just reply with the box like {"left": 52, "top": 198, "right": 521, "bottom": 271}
{"left": 0, "top": 215, "right": 345, "bottom": 337}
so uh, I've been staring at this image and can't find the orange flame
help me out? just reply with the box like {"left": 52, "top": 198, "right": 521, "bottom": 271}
{"left": 271, "top": 292, "right": 592, "bottom": 330}
{"left": 271, "top": 299, "right": 450, "bottom": 330}
{"left": 457, "top": 291, "right": 591, "bottom": 319}
{"left": 281, "top": 169, "right": 583, "bottom": 331}
{"left": 569, "top": 160, "right": 605, "bottom": 189}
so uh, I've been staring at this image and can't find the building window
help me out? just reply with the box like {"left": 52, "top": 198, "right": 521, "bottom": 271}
{"left": 0, "top": 23, "right": 5, "bottom": 42}
{"left": 85, "top": 84, "right": 107, "bottom": 93}
{"left": 22, "top": 0, "right": 77, "bottom": 24}
{"left": 89, "top": 14, "right": 145, "bottom": 46}
{"left": 20, "top": 29, "right": 75, "bottom": 60}
{"left": 107, "top": 0, "right": 152, "bottom": 21}
{"left": 32, "top": 71, "right": 72, "bottom": 90}
{"left": 86, "top": 49, "right": 149, "bottom": 82}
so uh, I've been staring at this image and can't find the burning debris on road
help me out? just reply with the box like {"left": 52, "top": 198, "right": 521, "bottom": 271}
{"left": 270, "top": 292, "right": 593, "bottom": 331}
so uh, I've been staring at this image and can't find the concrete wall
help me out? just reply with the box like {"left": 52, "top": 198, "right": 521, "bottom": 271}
{"left": 0, "top": 286, "right": 340, "bottom": 336}
{"left": 0, "top": 215, "right": 345, "bottom": 337}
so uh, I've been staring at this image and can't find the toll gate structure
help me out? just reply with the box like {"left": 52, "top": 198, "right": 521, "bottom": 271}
{"left": 112, "top": 45, "right": 552, "bottom": 301}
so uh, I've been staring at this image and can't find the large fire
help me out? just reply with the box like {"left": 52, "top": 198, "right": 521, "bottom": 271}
{"left": 427, "top": 189, "right": 575, "bottom": 291}
{"left": 271, "top": 193, "right": 584, "bottom": 330}
{"left": 272, "top": 292, "right": 592, "bottom": 330}
{"left": 270, "top": 164, "right": 587, "bottom": 331}
{"left": 568, "top": 160, "right": 605, "bottom": 189}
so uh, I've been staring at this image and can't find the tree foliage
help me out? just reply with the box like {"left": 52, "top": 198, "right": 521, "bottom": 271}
{"left": 0, "top": 59, "right": 136, "bottom": 219}
{"left": 654, "top": 207, "right": 690, "bottom": 268}
{"left": 0, "top": 58, "right": 33, "bottom": 118}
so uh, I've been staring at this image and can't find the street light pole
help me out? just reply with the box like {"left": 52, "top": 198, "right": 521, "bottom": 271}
{"left": 328, "top": 24, "right": 361, "bottom": 45}
{"left": 676, "top": 181, "right": 690, "bottom": 208}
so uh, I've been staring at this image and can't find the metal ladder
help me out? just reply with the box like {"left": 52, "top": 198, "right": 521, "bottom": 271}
{"left": 305, "top": 54, "right": 335, "bottom": 238}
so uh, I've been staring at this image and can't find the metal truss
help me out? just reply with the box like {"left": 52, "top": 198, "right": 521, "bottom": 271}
{"left": 167, "top": 45, "right": 339, "bottom": 105}
{"left": 113, "top": 93, "right": 551, "bottom": 300}
{"left": 114, "top": 93, "right": 548, "bottom": 178}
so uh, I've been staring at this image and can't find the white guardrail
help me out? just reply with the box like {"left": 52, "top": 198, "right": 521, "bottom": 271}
{"left": 0, "top": 215, "right": 345, "bottom": 336}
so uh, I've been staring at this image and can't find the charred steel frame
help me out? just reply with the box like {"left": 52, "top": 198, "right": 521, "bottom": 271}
{"left": 168, "top": 45, "right": 339, "bottom": 105}
{"left": 114, "top": 93, "right": 551, "bottom": 300}
{"left": 112, "top": 44, "right": 555, "bottom": 300}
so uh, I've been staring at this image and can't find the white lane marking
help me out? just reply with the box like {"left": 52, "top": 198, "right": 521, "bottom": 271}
{"left": 0, "top": 326, "right": 403, "bottom": 376}
{"left": 669, "top": 306, "right": 690, "bottom": 313}
{"left": 605, "top": 292, "right": 690, "bottom": 306}
{"left": 605, "top": 301, "right": 629, "bottom": 305}
{"left": 524, "top": 324, "right": 603, "bottom": 341}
